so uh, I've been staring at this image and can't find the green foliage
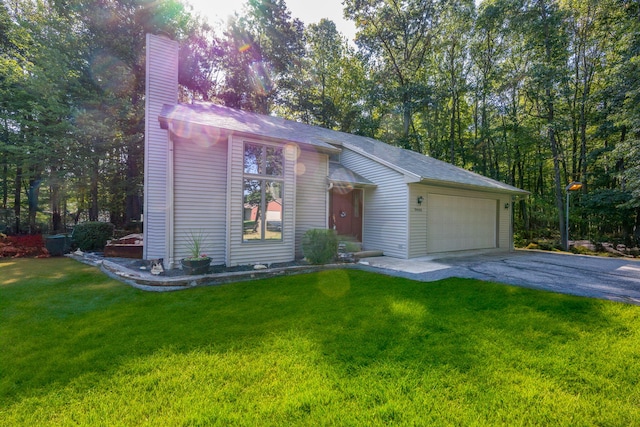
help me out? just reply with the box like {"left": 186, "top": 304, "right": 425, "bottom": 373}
{"left": 525, "top": 240, "right": 563, "bottom": 251}
{"left": 582, "top": 189, "right": 636, "bottom": 239}
{"left": 570, "top": 245, "right": 593, "bottom": 255}
{"left": 2, "top": 0, "right": 639, "bottom": 248}
{"left": 183, "top": 230, "right": 209, "bottom": 260}
{"left": 301, "top": 228, "right": 338, "bottom": 264}
{"left": 72, "top": 221, "right": 114, "bottom": 251}
{"left": 1, "top": 259, "right": 640, "bottom": 425}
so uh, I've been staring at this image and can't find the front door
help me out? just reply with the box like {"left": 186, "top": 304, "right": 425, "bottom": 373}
{"left": 330, "top": 188, "right": 363, "bottom": 241}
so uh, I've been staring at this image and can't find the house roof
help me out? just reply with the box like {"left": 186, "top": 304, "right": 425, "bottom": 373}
{"left": 160, "top": 102, "right": 528, "bottom": 195}
{"left": 159, "top": 103, "right": 339, "bottom": 154}
{"left": 329, "top": 133, "right": 529, "bottom": 195}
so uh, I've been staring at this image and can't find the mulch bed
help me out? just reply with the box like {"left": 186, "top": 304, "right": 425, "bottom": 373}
{"left": 0, "top": 234, "right": 49, "bottom": 258}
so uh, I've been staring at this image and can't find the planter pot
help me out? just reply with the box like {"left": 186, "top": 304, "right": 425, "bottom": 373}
{"left": 181, "top": 258, "right": 211, "bottom": 275}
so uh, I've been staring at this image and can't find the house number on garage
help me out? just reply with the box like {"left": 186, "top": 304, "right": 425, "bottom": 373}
{"left": 414, "top": 208, "right": 423, "bottom": 212}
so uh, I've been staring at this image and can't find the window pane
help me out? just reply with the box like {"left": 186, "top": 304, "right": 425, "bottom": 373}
{"left": 244, "top": 144, "right": 263, "bottom": 174}
{"left": 243, "top": 179, "right": 262, "bottom": 241}
{"left": 266, "top": 146, "right": 283, "bottom": 176}
{"left": 265, "top": 181, "right": 283, "bottom": 240}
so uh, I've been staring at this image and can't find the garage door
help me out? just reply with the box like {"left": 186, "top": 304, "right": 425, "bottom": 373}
{"left": 426, "top": 194, "right": 497, "bottom": 252}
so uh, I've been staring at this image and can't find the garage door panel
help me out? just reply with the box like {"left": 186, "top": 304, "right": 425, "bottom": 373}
{"left": 427, "top": 194, "right": 497, "bottom": 252}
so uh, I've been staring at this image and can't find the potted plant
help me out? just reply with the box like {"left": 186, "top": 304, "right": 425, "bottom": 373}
{"left": 181, "top": 230, "right": 211, "bottom": 275}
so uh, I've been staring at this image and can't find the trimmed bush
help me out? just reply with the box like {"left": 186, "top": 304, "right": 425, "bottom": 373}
{"left": 302, "top": 229, "right": 338, "bottom": 264}
{"left": 72, "top": 222, "right": 114, "bottom": 251}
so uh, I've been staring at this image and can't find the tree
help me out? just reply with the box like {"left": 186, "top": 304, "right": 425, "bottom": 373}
{"left": 431, "top": 0, "right": 475, "bottom": 165}
{"left": 220, "top": 0, "right": 305, "bottom": 114}
{"left": 512, "top": 0, "right": 570, "bottom": 249}
{"left": 71, "top": 0, "right": 194, "bottom": 226}
{"left": 345, "top": 0, "right": 442, "bottom": 150}
{"left": 608, "top": 0, "right": 640, "bottom": 243}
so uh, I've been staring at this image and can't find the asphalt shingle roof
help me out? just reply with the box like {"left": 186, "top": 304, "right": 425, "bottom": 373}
{"left": 160, "top": 103, "right": 528, "bottom": 195}
{"left": 329, "top": 162, "right": 376, "bottom": 187}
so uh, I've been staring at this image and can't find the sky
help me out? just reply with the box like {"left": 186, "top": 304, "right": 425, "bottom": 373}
{"left": 186, "top": 0, "right": 358, "bottom": 42}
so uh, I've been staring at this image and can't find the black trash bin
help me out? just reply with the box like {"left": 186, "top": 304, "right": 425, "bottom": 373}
{"left": 45, "top": 234, "right": 69, "bottom": 256}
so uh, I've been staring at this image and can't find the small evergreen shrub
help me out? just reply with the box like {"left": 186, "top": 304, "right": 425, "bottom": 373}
{"left": 302, "top": 229, "right": 338, "bottom": 264}
{"left": 570, "top": 245, "right": 591, "bottom": 255}
{"left": 72, "top": 222, "right": 114, "bottom": 251}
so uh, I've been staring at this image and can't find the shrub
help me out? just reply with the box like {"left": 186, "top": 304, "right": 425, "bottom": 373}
{"left": 302, "top": 229, "right": 338, "bottom": 265}
{"left": 570, "top": 245, "right": 592, "bottom": 255}
{"left": 72, "top": 222, "right": 114, "bottom": 251}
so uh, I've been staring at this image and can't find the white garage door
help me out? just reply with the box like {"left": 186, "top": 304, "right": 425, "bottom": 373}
{"left": 427, "top": 194, "right": 497, "bottom": 252}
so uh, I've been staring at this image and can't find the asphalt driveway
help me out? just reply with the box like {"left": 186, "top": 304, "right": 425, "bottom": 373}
{"left": 359, "top": 250, "right": 640, "bottom": 305}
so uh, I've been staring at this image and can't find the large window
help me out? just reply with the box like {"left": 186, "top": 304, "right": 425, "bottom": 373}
{"left": 243, "top": 143, "right": 284, "bottom": 242}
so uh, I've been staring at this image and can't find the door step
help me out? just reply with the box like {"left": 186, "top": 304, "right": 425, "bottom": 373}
{"left": 354, "top": 250, "right": 384, "bottom": 260}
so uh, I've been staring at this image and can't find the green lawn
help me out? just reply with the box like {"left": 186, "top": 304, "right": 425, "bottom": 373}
{"left": 1, "top": 258, "right": 639, "bottom": 426}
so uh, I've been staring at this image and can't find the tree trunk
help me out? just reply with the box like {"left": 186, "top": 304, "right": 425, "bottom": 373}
{"left": 14, "top": 164, "right": 21, "bottom": 233}
{"left": 2, "top": 152, "right": 7, "bottom": 209}
{"left": 449, "top": 93, "right": 456, "bottom": 165}
{"left": 89, "top": 157, "right": 99, "bottom": 221}
{"left": 50, "top": 167, "right": 62, "bottom": 233}
{"left": 27, "top": 174, "right": 41, "bottom": 234}
{"left": 2, "top": 118, "right": 8, "bottom": 209}
{"left": 634, "top": 207, "right": 640, "bottom": 246}
{"left": 548, "top": 100, "right": 566, "bottom": 250}
{"left": 402, "top": 88, "right": 411, "bottom": 149}
{"left": 124, "top": 142, "right": 141, "bottom": 227}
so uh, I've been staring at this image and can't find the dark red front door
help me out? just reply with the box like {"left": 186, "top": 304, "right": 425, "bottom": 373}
{"left": 330, "top": 189, "right": 363, "bottom": 240}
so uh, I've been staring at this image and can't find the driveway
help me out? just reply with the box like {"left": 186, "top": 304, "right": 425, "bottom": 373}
{"left": 358, "top": 250, "right": 640, "bottom": 305}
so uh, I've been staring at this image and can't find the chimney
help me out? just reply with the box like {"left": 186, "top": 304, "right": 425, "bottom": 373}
{"left": 143, "top": 34, "right": 178, "bottom": 262}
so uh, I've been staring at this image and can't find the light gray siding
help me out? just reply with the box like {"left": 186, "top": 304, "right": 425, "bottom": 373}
{"left": 172, "top": 133, "right": 228, "bottom": 266}
{"left": 295, "top": 149, "right": 329, "bottom": 258}
{"left": 498, "top": 194, "right": 512, "bottom": 249}
{"left": 227, "top": 136, "right": 297, "bottom": 266}
{"left": 341, "top": 148, "right": 409, "bottom": 258}
{"left": 408, "top": 184, "right": 428, "bottom": 257}
{"left": 143, "top": 34, "right": 178, "bottom": 261}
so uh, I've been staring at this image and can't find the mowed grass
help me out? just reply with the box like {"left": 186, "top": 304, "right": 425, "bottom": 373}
{"left": 1, "top": 258, "right": 639, "bottom": 426}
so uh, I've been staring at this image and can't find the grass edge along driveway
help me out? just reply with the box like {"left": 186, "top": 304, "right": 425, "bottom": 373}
{"left": 1, "top": 258, "right": 639, "bottom": 426}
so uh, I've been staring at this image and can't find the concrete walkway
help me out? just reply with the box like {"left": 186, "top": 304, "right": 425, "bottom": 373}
{"left": 359, "top": 250, "right": 640, "bottom": 305}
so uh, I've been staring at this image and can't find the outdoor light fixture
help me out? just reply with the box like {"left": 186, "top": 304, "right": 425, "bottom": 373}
{"left": 566, "top": 182, "right": 583, "bottom": 192}
{"left": 504, "top": 202, "right": 510, "bottom": 210}
{"left": 417, "top": 196, "right": 424, "bottom": 205}
{"left": 564, "top": 181, "right": 583, "bottom": 251}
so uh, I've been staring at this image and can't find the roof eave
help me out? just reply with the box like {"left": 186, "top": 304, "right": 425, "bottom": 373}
{"left": 419, "top": 178, "right": 531, "bottom": 196}
{"left": 159, "top": 115, "right": 340, "bottom": 155}
{"left": 329, "top": 179, "right": 378, "bottom": 189}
